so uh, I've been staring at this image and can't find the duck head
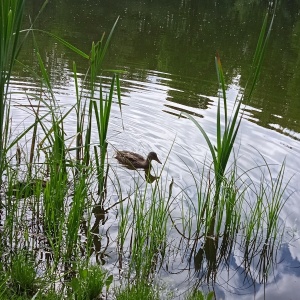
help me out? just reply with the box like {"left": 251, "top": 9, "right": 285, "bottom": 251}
{"left": 147, "top": 152, "right": 162, "bottom": 164}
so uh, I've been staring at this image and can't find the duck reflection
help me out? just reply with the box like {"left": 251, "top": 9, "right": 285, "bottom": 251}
{"left": 144, "top": 168, "right": 160, "bottom": 183}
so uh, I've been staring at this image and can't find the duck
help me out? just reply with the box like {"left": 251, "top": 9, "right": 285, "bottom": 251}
{"left": 115, "top": 150, "right": 162, "bottom": 170}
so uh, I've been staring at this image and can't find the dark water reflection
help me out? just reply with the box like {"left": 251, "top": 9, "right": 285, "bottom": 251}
{"left": 7, "top": 0, "right": 300, "bottom": 299}
{"left": 21, "top": 0, "right": 300, "bottom": 137}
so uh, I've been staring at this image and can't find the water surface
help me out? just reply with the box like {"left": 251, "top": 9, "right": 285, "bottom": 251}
{"left": 9, "top": 0, "right": 300, "bottom": 298}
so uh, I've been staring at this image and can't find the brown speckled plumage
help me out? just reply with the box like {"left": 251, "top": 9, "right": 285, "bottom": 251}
{"left": 115, "top": 151, "right": 161, "bottom": 170}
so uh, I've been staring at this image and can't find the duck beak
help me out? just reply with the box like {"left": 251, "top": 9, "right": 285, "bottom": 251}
{"left": 156, "top": 157, "right": 162, "bottom": 164}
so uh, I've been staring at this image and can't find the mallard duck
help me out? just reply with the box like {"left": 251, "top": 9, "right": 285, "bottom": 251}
{"left": 115, "top": 151, "right": 162, "bottom": 170}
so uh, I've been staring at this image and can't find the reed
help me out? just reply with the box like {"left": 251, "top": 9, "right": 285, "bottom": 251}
{"left": 174, "top": 1, "right": 289, "bottom": 284}
{"left": 65, "top": 172, "right": 88, "bottom": 260}
{"left": 88, "top": 18, "right": 121, "bottom": 200}
{"left": 241, "top": 154, "right": 290, "bottom": 283}
{"left": 117, "top": 173, "right": 173, "bottom": 287}
{"left": 0, "top": 2, "right": 121, "bottom": 298}
{"left": 181, "top": 3, "right": 277, "bottom": 238}
{"left": 0, "top": 4, "right": 121, "bottom": 296}
{"left": 93, "top": 73, "right": 121, "bottom": 200}
{"left": 0, "top": 0, "right": 24, "bottom": 184}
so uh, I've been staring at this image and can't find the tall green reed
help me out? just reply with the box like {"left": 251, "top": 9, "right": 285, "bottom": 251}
{"left": 181, "top": 5, "right": 277, "bottom": 237}
{"left": 93, "top": 73, "right": 121, "bottom": 200}
{"left": 33, "top": 19, "right": 124, "bottom": 273}
{"left": 88, "top": 18, "right": 121, "bottom": 200}
{"left": 174, "top": 2, "right": 290, "bottom": 284}
{"left": 0, "top": 0, "right": 24, "bottom": 184}
{"left": 0, "top": 3, "right": 121, "bottom": 298}
{"left": 31, "top": 18, "right": 121, "bottom": 187}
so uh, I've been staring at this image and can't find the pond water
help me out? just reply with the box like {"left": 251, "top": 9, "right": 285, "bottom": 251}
{"left": 8, "top": 0, "right": 300, "bottom": 299}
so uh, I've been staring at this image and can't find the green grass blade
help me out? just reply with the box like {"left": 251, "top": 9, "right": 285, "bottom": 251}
{"left": 98, "top": 17, "right": 119, "bottom": 65}
{"left": 26, "top": 29, "right": 89, "bottom": 59}
{"left": 181, "top": 112, "right": 217, "bottom": 171}
{"left": 116, "top": 74, "right": 124, "bottom": 129}
{"left": 247, "top": 5, "right": 276, "bottom": 100}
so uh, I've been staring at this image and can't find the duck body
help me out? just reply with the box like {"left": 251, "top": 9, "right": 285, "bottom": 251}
{"left": 115, "top": 151, "right": 161, "bottom": 170}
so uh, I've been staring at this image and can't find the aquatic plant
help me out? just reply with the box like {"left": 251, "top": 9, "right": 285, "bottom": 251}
{"left": 9, "top": 251, "right": 38, "bottom": 296}
{"left": 181, "top": 6, "right": 276, "bottom": 237}
{"left": 0, "top": 0, "right": 291, "bottom": 299}
{"left": 117, "top": 176, "right": 173, "bottom": 283}
{"left": 85, "top": 17, "right": 121, "bottom": 200}
{"left": 116, "top": 282, "right": 160, "bottom": 300}
{"left": 0, "top": 0, "right": 24, "bottom": 184}
{"left": 70, "top": 264, "right": 113, "bottom": 300}
{"left": 185, "top": 290, "right": 215, "bottom": 300}
{"left": 175, "top": 0, "right": 288, "bottom": 285}
{"left": 0, "top": 2, "right": 121, "bottom": 297}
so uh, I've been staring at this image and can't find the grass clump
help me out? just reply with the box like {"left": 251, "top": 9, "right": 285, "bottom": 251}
{"left": 9, "top": 251, "right": 38, "bottom": 297}
{"left": 116, "top": 282, "right": 160, "bottom": 300}
{"left": 185, "top": 290, "right": 215, "bottom": 300}
{"left": 70, "top": 264, "right": 113, "bottom": 300}
{"left": 117, "top": 177, "right": 173, "bottom": 283}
